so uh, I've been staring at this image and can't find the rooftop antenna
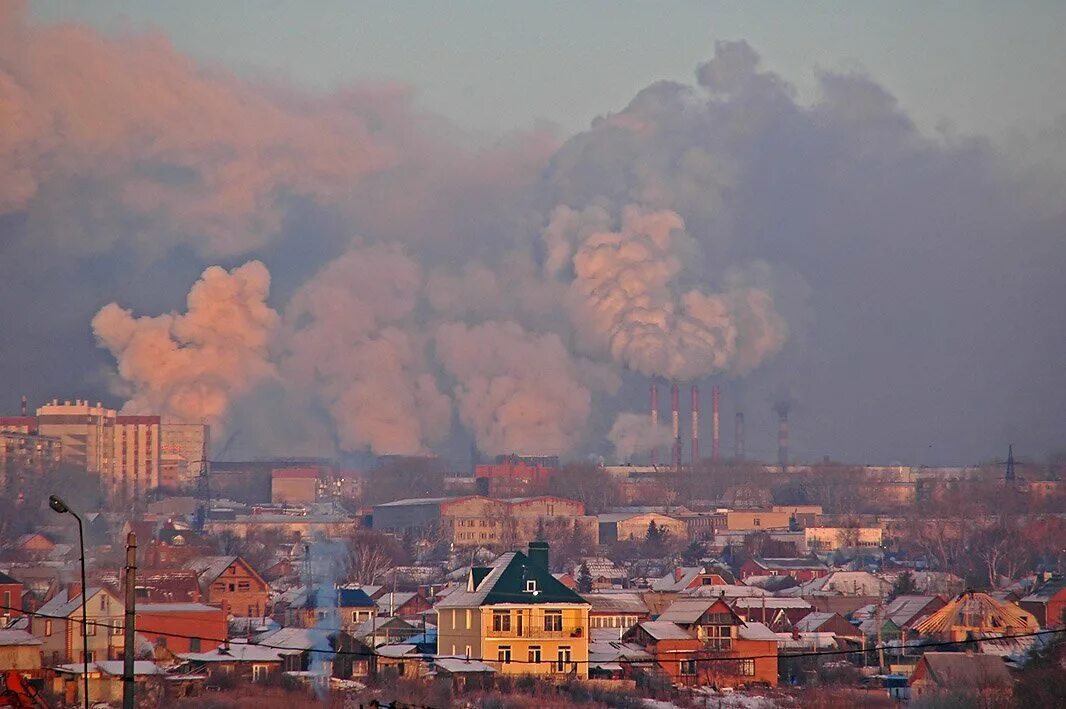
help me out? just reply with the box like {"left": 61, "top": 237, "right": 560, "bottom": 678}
{"left": 1005, "top": 444, "right": 1016, "bottom": 482}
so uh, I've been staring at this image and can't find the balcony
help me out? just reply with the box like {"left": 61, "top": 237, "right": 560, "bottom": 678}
{"left": 487, "top": 627, "right": 583, "bottom": 640}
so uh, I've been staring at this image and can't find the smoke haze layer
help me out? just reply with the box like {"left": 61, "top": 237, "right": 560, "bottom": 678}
{"left": 3, "top": 4, "right": 1065, "bottom": 464}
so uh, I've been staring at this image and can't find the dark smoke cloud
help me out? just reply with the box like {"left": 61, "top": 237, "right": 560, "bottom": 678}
{"left": 3, "top": 6, "right": 1064, "bottom": 465}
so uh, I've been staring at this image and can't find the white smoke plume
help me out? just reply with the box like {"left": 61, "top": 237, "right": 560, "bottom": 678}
{"left": 564, "top": 205, "right": 787, "bottom": 379}
{"left": 91, "top": 261, "right": 278, "bottom": 427}
{"left": 280, "top": 246, "right": 451, "bottom": 455}
{"left": 608, "top": 413, "right": 675, "bottom": 463}
{"left": 435, "top": 321, "right": 594, "bottom": 456}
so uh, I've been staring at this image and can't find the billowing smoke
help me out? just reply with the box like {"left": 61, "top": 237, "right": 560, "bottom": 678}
{"left": 435, "top": 321, "right": 594, "bottom": 456}
{"left": 563, "top": 205, "right": 787, "bottom": 379}
{"left": 280, "top": 246, "right": 451, "bottom": 455}
{"left": 7, "top": 8, "right": 1066, "bottom": 464}
{"left": 92, "top": 261, "right": 278, "bottom": 427}
{"left": 608, "top": 413, "right": 675, "bottom": 463}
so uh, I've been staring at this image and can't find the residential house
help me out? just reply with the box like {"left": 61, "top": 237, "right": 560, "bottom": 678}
{"left": 256, "top": 627, "right": 373, "bottom": 680}
{"left": 376, "top": 643, "right": 429, "bottom": 678}
{"left": 622, "top": 615, "right": 779, "bottom": 688}
{"left": 183, "top": 556, "right": 270, "bottom": 617}
{"left": 0, "top": 629, "right": 42, "bottom": 671}
{"left": 435, "top": 541, "right": 591, "bottom": 678}
{"left": 51, "top": 660, "right": 164, "bottom": 706}
{"left": 793, "top": 612, "right": 862, "bottom": 641}
{"left": 338, "top": 587, "right": 378, "bottom": 632}
{"left": 32, "top": 586, "right": 124, "bottom": 665}
{"left": 431, "top": 657, "right": 497, "bottom": 692}
{"left": 1019, "top": 576, "right": 1066, "bottom": 628}
{"left": 909, "top": 652, "right": 1012, "bottom": 704}
{"left": 377, "top": 591, "right": 432, "bottom": 620}
{"left": 176, "top": 639, "right": 284, "bottom": 682}
{"left": 650, "top": 566, "right": 732, "bottom": 594}
{"left": 0, "top": 571, "right": 23, "bottom": 622}
{"left": 585, "top": 592, "right": 650, "bottom": 631}
{"left": 730, "top": 597, "right": 813, "bottom": 631}
{"left": 911, "top": 591, "right": 1039, "bottom": 642}
{"left": 136, "top": 602, "right": 226, "bottom": 655}
{"left": 353, "top": 615, "right": 421, "bottom": 648}
{"left": 880, "top": 595, "right": 947, "bottom": 640}
{"left": 573, "top": 558, "right": 627, "bottom": 590}
{"left": 739, "top": 558, "right": 830, "bottom": 584}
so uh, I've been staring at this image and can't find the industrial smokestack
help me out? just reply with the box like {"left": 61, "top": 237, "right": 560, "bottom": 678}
{"left": 711, "top": 385, "right": 720, "bottom": 462}
{"left": 734, "top": 412, "right": 745, "bottom": 460}
{"left": 691, "top": 384, "right": 699, "bottom": 465}
{"left": 775, "top": 401, "right": 790, "bottom": 471}
{"left": 650, "top": 383, "right": 659, "bottom": 466}
{"left": 671, "top": 382, "right": 680, "bottom": 470}
{"left": 20, "top": 395, "right": 27, "bottom": 417}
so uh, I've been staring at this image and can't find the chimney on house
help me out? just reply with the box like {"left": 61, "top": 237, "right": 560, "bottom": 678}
{"left": 775, "top": 401, "right": 790, "bottom": 472}
{"left": 650, "top": 383, "right": 659, "bottom": 466}
{"left": 527, "top": 541, "right": 549, "bottom": 571}
{"left": 20, "top": 395, "right": 27, "bottom": 416}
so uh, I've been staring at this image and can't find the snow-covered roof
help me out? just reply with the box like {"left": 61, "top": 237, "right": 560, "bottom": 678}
{"left": 737, "top": 621, "right": 778, "bottom": 642}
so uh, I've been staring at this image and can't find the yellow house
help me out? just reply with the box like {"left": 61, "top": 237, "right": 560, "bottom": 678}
{"left": 436, "top": 542, "right": 591, "bottom": 678}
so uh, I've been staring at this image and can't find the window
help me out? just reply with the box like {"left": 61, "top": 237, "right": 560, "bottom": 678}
{"left": 680, "top": 659, "right": 697, "bottom": 676}
{"left": 87, "top": 620, "right": 96, "bottom": 636}
{"left": 465, "top": 609, "right": 471, "bottom": 629}
{"left": 738, "top": 659, "right": 756, "bottom": 676}
{"left": 492, "top": 610, "right": 511, "bottom": 632}
{"left": 237, "top": 581, "right": 250, "bottom": 591}
{"left": 112, "top": 620, "right": 123, "bottom": 636}
{"left": 544, "top": 609, "right": 563, "bottom": 632}
{"left": 497, "top": 646, "right": 511, "bottom": 664}
{"left": 465, "top": 645, "right": 472, "bottom": 658}
{"left": 556, "top": 646, "right": 572, "bottom": 672}
{"left": 753, "top": 517, "right": 761, "bottom": 527}
{"left": 525, "top": 579, "right": 537, "bottom": 593}
{"left": 352, "top": 611, "right": 360, "bottom": 622}
{"left": 44, "top": 620, "right": 52, "bottom": 637}
{"left": 528, "top": 646, "right": 541, "bottom": 664}
{"left": 228, "top": 583, "right": 236, "bottom": 592}
{"left": 252, "top": 664, "right": 269, "bottom": 681}
{"left": 3, "top": 591, "right": 9, "bottom": 608}
{"left": 100, "top": 596, "right": 107, "bottom": 611}
{"left": 189, "top": 638, "right": 201, "bottom": 652}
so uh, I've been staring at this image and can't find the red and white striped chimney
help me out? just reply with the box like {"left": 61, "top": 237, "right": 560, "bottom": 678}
{"left": 711, "top": 385, "right": 720, "bottom": 462}
{"left": 691, "top": 384, "right": 699, "bottom": 465}
{"left": 650, "top": 383, "right": 659, "bottom": 465}
{"left": 671, "top": 383, "right": 681, "bottom": 469}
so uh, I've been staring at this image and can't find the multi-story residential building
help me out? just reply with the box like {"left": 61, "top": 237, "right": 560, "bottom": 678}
{"left": 36, "top": 400, "right": 117, "bottom": 475}
{"left": 0, "top": 430, "right": 62, "bottom": 488}
{"left": 0, "top": 571, "right": 24, "bottom": 623}
{"left": 436, "top": 542, "right": 592, "bottom": 678}
{"left": 803, "top": 526, "right": 883, "bottom": 552}
{"left": 114, "top": 415, "right": 160, "bottom": 500}
{"left": 31, "top": 585, "right": 125, "bottom": 665}
{"left": 159, "top": 422, "right": 209, "bottom": 488}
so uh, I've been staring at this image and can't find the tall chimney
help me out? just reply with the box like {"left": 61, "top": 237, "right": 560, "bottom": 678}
{"left": 734, "top": 412, "right": 745, "bottom": 460}
{"left": 20, "top": 395, "right": 27, "bottom": 417}
{"left": 650, "top": 383, "right": 659, "bottom": 466}
{"left": 671, "top": 383, "right": 681, "bottom": 470}
{"left": 775, "top": 402, "right": 790, "bottom": 472}
{"left": 711, "top": 385, "right": 720, "bottom": 462}
{"left": 690, "top": 384, "right": 699, "bottom": 465}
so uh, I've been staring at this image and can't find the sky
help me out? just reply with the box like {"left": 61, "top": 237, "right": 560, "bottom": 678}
{"left": 31, "top": 0, "right": 1066, "bottom": 141}
{"left": 4, "top": 1, "right": 1066, "bottom": 467}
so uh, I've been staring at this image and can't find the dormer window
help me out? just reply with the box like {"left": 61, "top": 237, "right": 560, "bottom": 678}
{"left": 526, "top": 579, "right": 537, "bottom": 593}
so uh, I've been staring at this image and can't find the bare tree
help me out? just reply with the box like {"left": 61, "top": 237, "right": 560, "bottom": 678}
{"left": 345, "top": 530, "right": 406, "bottom": 584}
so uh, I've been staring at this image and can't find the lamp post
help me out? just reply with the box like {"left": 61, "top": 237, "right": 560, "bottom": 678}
{"left": 49, "top": 495, "right": 90, "bottom": 709}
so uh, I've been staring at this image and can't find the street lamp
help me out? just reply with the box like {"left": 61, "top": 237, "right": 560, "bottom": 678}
{"left": 49, "top": 494, "right": 90, "bottom": 709}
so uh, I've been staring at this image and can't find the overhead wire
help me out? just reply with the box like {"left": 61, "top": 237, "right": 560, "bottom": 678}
{"left": 4, "top": 603, "right": 1063, "bottom": 666}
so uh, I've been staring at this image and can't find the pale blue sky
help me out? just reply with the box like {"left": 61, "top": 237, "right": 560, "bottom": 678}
{"left": 31, "top": 0, "right": 1066, "bottom": 140}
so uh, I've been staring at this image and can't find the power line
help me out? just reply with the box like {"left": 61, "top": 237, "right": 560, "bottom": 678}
{"left": 5, "top": 603, "right": 1063, "bottom": 666}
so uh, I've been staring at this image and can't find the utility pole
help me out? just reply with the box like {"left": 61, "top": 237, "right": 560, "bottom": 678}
{"left": 123, "top": 532, "right": 137, "bottom": 709}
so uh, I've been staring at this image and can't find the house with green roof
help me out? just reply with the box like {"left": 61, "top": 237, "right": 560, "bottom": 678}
{"left": 435, "top": 541, "right": 591, "bottom": 678}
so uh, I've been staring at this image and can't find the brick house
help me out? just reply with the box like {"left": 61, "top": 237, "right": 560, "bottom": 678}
{"left": 0, "top": 570, "right": 23, "bottom": 622}
{"left": 136, "top": 602, "right": 227, "bottom": 655}
{"left": 1019, "top": 576, "right": 1066, "bottom": 628}
{"left": 739, "top": 558, "right": 830, "bottom": 583}
{"left": 183, "top": 556, "right": 270, "bottom": 617}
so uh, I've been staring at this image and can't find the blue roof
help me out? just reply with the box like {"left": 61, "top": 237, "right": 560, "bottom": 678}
{"left": 337, "top": 588, "right": 375, "bottom": 608}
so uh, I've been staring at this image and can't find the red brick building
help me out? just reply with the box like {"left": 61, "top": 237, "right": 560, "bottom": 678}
{"left": 0, "top": 571, "right": 23, "bottom": 622}
{"left": 184, "top": 556, "right": 270, "bottom": 617}
{"left": 474, "top": 455, "right": 558, "bottom": 497}
{"left": 137, "top": 602, "right": 227, "bottom": 654}
{"left": 739, "top": 557, "right": 830, "bottom": 583}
